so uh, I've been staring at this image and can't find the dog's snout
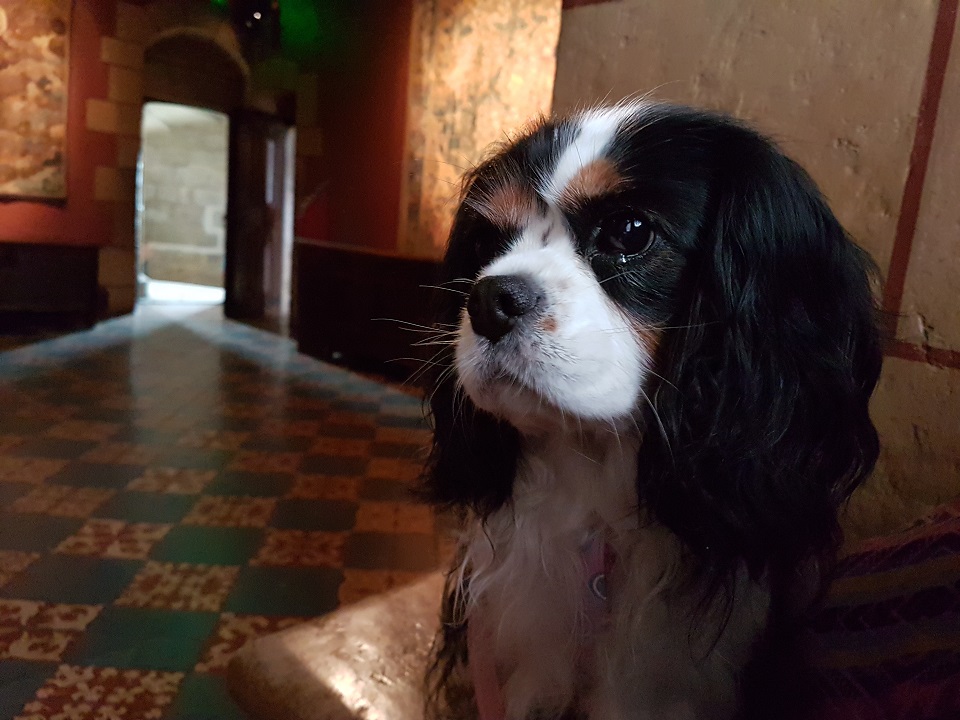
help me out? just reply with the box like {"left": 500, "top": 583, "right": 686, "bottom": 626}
{"left": 467, "top": 274, "right": 542, "bottom": 342}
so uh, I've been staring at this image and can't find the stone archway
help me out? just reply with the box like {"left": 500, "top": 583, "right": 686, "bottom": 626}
{"left": 144, "top": 28, "right": 247, "bottom": 113}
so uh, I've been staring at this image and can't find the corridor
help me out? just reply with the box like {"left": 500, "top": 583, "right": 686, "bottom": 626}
{"left": 0, "top": 306, "right": 438, "bottom": 719}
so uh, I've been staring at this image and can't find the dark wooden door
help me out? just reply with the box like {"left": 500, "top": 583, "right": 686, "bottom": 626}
{"left": 224, "top": 109, "right": 292, "bottom": 320}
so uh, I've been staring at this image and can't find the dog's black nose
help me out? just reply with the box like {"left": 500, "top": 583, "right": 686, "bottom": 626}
{"left": 467, "top": 274, "right": 541, "bottom": 342}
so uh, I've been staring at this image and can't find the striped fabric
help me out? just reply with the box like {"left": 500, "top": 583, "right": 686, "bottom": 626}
{"left": 806, "top": 501, "right": 960, "bottom": 719}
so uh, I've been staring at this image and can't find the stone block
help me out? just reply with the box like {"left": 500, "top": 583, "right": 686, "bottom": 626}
{"left": 108, "top": 65, "right": 144, "bottom": 104}
{"left": 98, "top": 247, "right": 137, "bottom": 287}
{"left": 86, "top": 99, "right": 140, "bottom": 136}
{"left": 115, "top": 2, "right": 150, "bottom": 44}
{"left": 117, "top": 136, "right": 140, "bottom": 169}
{"left": 101, "top": 37, "right": 144, "bottom": 70}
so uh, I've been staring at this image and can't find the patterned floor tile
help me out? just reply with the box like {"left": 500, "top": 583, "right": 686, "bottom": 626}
{"left": 286, "top": 474, "right": 360, "bottom": 501}
{"left": 126, "top": 468, "right": 216, "bottom": 495}
{"left": 55, "top": 520, "right": 171, "bottom": 560}
{"left": 116, "top": 562, "right": 239, "bottom": 612}
{"left": 0, "top": 552, "right": 40, "bottom": 589}
{"left": 338, "top": 569, "right": 432, "bottom": 605}
{"left": 0, "top": 436, "right": 24, "bottom": 454}
{"left": 256, "top": 419, "right": 325, "bottom": 437}
{"left": 299, "top": 453, "right": 368, "bottom": 475}
{"left": 0, "top": 458, "right": 69, "bottom": 486}
{"left": 10, "top": 486, "right": 115, "bottom": 518}
{"left": 0, "top": 601, "right": 101, "bottom": 662}
{"left": 44, "top": 420, "right": 121, "bottom": 442}
{"left": 354, "top": 502, "right": 435, "bottom": 534}
{"left": 239, "top": 434, "right": 314, "bottom": 452}
{"left": 182, "top": 497, "right": 276, "bottom": 528}
{"left": 227, "top": 450, "right": 302, "bottom": 474}
{"left": 308, "top": 437, "right": 373, "bottom": 456}
{"left": 270, "top": 499, "right": 357, "bottom": 532}
{"left": 79, "top": 442, "right": 158, "bottom": 465}
{"left": 365, "top": 457, "right": 425, "bottom": 483}
{"left": 251, "top": 530, "right": 347, "bottom": 567}
{"left": 177, "top": 430, "right": 251, "bottom": 451}
{"left": 16, "top": 665, "right": 183, "bottom": 719}
{"left": 0, "top": 306, "right": 443, "bottom": 715}
{"left": 359, "top": 477, "right": 420, "bottom": 503}
{"left": 193, "top": 613, "right": 303, "bottom": 674}
{"left": 9, "top": 438, "right": 100, "bottom": 460}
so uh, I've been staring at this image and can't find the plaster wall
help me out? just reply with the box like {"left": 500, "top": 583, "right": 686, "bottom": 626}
{"left": 553, "top": 0, "right": 960, "bottom": 540}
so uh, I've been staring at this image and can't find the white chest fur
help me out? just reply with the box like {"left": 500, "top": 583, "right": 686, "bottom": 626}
{"left": 457, "top": 431, "right": 640, "bottom": 719}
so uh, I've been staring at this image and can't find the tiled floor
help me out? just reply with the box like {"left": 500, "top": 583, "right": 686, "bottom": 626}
{"left": 0, "top": 305, "right": 439, "bottom": 719}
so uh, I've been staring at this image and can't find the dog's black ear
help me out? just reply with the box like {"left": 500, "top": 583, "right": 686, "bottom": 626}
{"left": 637, "top": 127, "right": 882, "bottom": 583}
{"left": 421, "top": 200, "right": 520, "bottom": 517}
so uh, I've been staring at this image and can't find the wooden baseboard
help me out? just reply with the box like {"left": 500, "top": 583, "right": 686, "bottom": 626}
{"left": 0, "top": 243, "right": 99, "bottom": 327}
{"left": 295, "top": 241, "right": 441, "bottom": 381}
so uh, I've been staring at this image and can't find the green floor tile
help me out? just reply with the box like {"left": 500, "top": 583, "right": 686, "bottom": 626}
{"left": 2, "top": 555, "right": 143, "bottom": 604}
{"left": 65, "top": 607, "right": 219, "bottom": 672}
{"left": 0, "top": 514, "right": 84, "bottom": 552}
{"left": 49, "top": 462, "right": 147, "bottom": 489}
{"left": 0, "top": 660, "right": 58, "bottom": 719}
{"left": 151, "top": 526, "right": 264, "bottom": 565}
{"left": 165, "top": 673, "right": 247, "bottom": 720}
{"left": 205, "top": 470, "right": 293, "bottom": 497}
{"left": 224, "top": 566, "right": 342, "bottom": 616}
{"left": 95, "top": 491, "right": 197, "bottom": 523}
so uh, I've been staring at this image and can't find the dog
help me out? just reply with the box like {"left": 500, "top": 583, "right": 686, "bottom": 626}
{"left": 421, "top": 101, "right": 882, "bottom": 720}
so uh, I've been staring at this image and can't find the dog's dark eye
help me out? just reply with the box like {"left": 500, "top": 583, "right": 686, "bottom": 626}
{"left": 595, "top": 214, "right": 659, "bottom": 257}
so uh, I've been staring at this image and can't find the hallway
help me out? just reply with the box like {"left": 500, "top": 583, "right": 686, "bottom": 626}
{"left": 0, "top": 307, "right": 437, "bottom": 719}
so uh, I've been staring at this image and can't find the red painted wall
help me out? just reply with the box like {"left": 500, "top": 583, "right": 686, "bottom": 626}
{"left": 303, "top": 0, "right": 413, "bottom": 253}
{"left": 0, "top": 1, "right": 116, "bottom": 247}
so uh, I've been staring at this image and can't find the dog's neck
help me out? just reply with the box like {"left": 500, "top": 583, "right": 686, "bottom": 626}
{"left": 512, "top": 424, "right": 641, "bottom": 537}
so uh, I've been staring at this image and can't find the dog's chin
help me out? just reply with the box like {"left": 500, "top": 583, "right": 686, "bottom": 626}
{"left": 458, "top": 360, "right": 641, "bottom": 438}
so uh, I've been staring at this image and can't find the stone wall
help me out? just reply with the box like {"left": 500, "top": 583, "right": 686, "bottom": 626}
{"left": 139, "top": 103, "right": 227, "bottom": 288}
{"left": 553, "top": 0, "right": 960, "bottom": 540}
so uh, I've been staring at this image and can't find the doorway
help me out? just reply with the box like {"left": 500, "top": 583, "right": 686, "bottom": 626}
{"left": 136, "top": 101, "right": 229, "bottom": 305}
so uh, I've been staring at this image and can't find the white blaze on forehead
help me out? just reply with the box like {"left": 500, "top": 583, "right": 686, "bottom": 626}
{"left": 540, "top": 107, "right": 628, "bottom": 207}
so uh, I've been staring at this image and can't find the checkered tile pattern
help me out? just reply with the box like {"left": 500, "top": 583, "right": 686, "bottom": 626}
{"left": 0, "top": 306, "right": 439, "bottom": 719}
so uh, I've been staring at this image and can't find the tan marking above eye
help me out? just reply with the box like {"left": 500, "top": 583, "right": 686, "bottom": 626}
{"left": 467, "top": 182, "right": 537, "bottom": 229}
{"left": 558, "top": 158, "right": 625, "bottom": 209}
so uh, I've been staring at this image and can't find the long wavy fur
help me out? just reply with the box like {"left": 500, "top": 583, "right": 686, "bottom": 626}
{"left": 421, "top": 105, "right": 882, "bottom": 719}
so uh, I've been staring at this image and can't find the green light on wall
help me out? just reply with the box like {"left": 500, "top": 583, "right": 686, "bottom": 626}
{"left": 279, "top": 0, "right": 340, "bottom": 60}
{"left": 210, "top": 0, "right": 229, "bottom": 10}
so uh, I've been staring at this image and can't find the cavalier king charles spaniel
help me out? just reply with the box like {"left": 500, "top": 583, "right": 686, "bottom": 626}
{"left": 421, "top": 102, "right": 882, "bottom": 720}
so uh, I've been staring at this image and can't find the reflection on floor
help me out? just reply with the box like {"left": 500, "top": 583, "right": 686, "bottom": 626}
{"left": 0, "top": 306, "right": 439, "bottom": 719}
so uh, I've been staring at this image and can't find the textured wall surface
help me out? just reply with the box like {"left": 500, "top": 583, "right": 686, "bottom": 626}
{"left": 400, "top": 0, "right": 562, "bottom": 257}
{"left": 552, "top": 0, "right": 960, "bottom": 540}
{"left": 139, "top": 103, "right": 227, "bottom": 288}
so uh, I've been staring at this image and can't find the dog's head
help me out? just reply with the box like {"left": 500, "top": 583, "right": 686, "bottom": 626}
{"left": 424, "top": 102, "right": 882, "bottom": 580}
